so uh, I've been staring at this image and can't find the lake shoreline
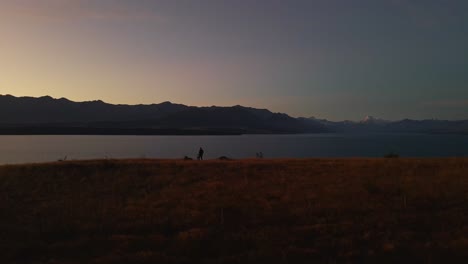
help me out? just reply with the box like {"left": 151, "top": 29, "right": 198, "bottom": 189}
{"left": 1, "top": 133, "right": 467, "bottom": 164}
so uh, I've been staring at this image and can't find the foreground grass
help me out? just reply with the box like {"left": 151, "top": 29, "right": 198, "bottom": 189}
{"left": 1, "top": 158, "right": 468, "bottom": 263}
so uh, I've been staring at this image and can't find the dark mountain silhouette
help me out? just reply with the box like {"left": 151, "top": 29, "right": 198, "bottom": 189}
{"left": 0, "top": 95, "right": 326, "bottom": 134}
{"left": 384, "top": 119, "right": 468, "bottom": 134}
{"left": 0, "top": 95, "right": 188, "bottom": 124}
{"left": 2, "top": 94, "right": 466, "bottom": 135}
{"left": 305, "top": 116, "right": 468, "bottom": 134}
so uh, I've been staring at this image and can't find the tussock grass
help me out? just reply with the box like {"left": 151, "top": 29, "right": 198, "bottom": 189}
{"left": 1, "top": 158, "right": 468, "bottom": 263}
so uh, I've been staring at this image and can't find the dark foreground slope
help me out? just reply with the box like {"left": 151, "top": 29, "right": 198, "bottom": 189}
{"left": 1, "top": 159, "right": 468, "bottom": 263}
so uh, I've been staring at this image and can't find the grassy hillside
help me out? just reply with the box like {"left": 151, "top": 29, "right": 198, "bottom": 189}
{"left": 1, "top": 158, "right": 468, "bottom": 263}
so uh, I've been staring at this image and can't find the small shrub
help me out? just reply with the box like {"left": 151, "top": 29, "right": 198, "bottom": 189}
{"left": 363, "top": 179, "right": 382, "bottom": 195}
{"left": 384, "top": 152, "right": 399, "bottom": 158}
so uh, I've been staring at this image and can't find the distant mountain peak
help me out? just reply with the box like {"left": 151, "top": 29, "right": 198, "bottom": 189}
{"left": 360, "top": 115, "right": 389, "bottom": 125}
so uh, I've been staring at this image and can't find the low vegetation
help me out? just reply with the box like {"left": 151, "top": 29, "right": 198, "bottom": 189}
{"left": 384, "top": 152, "right": 400, "bottom": 158}
{"left": 1, "top": 158, "right": 468, "bottom": 263}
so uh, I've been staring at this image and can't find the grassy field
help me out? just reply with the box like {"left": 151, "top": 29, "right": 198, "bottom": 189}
{"left": 1, "top": 158, "right": 468, "bottom": 263}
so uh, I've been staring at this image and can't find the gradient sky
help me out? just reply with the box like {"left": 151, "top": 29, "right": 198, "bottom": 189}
{"left": 1, "top": 0, "right": 467, "bottom": 120}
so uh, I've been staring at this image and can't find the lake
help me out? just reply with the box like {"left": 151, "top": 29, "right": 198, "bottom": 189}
{"left": 0, "top": 133, "right": 467, "bottom": 164}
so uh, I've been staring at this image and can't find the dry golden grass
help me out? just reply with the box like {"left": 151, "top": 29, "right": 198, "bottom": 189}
{"left": 1, "top": 158, "right": 468, "bottom": 263}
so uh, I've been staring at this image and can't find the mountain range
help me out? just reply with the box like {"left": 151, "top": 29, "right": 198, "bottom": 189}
{"left": 0, "top": 95, "right": 326, "bottom": 135}
{"left": 0, "top": 94, "right": 467, "bottom": 135}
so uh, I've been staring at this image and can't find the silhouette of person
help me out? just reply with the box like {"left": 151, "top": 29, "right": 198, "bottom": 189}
{"left": 197, "top": 147, "right": 204, "bottom": 160}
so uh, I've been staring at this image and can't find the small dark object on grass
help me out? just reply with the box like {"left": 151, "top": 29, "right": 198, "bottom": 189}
{"left": 184, "top": 156, "right": 193, "bottom": 160}
{"left": 218, "top": 156, "right": 231, "bottom": 160}
{"left": 384, "top": 152, "right": 399, "bottom": 158}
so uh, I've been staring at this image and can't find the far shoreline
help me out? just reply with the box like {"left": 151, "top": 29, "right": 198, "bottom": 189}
{"left": 0, "top": 127, "right": 467, "bottom": 136}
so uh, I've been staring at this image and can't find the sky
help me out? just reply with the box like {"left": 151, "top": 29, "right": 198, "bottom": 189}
{"left": 1, "top": 0, "right": 467, "bottom": 121}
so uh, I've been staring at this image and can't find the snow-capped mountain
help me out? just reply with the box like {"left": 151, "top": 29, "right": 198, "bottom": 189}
{"left": 360, "top": 116, "right": 390, "bottom": 125}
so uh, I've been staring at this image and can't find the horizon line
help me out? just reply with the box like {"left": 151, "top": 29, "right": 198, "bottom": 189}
{"left": 1, "top": 93, "right": 467, "bottom": 123}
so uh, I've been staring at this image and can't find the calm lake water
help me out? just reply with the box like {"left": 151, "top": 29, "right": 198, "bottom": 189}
{"left": 0, "top": 133, "right": 467, "bottom": 164}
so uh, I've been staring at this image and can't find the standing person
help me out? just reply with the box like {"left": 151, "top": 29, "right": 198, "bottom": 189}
{"left": 197, "top": 147, "right": 204, "bottom": 160}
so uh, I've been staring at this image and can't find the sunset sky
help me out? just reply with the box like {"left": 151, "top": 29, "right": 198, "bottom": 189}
{"left": 1, "top": 0, "right": 467, "bottom": 120}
